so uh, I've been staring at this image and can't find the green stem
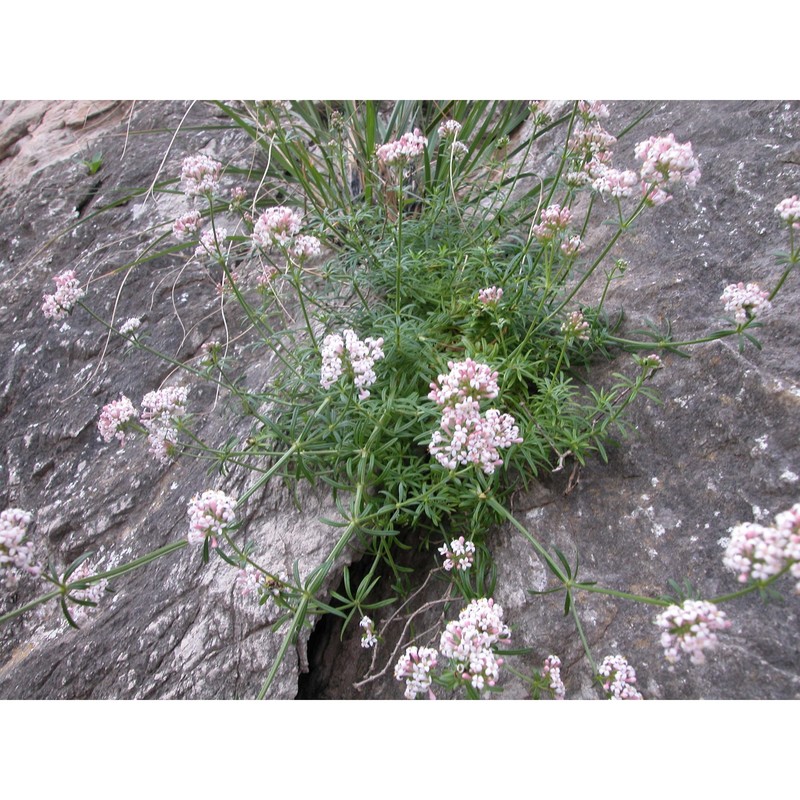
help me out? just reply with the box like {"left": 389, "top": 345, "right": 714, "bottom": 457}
{"left": 486, "top": 497, "right": 567, "bottom": 582}
{"left": 569, "top": 600, "right": 597, "bottom": 674}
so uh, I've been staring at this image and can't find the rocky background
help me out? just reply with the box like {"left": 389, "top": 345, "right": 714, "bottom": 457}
{"left": 1, "top": 100, "right": 798, "bottom": 700}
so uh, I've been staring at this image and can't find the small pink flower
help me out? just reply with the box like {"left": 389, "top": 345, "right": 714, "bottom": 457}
{"left": 560, "top": 235, "right": 584, "bottom": 256}
{"left": 194, "top": 228, "right": 228, "bottom": 260}
{"left": 428, "top": 359, "right": 500, "bottom": 408}
{"left": 140, "top": 386, "right": 188, "bottom": 464}
{"left": 438, "top": 119, "right": 462, "bottom": 139}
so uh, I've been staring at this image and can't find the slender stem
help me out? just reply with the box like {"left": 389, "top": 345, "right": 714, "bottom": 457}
{"left": 574, "top": 582, "right": 670, "bottom": 607}
{"left": 569, "top": 600, "right": 597, "bottom": 674}
{"left": 487, "top": 497, "right": 566, "bottom": 582}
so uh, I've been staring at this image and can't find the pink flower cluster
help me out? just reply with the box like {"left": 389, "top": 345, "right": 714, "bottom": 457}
{"left": 598, "top": 654, "right": 642, "bottom": 700}
{"left": 542, "top": 654, "right": 566, "bottom": 699}
{"left": 42, "top": 270, "right": 85, "bottom": 321}
{"left": 140, "top": 386, "right": 189, "bottom": 463}
{"left": 635, "top": 133, "right": 701, "bottom": 205}
{"left": 654, "top": 599, "right": 731, "bottom": 665}
{"left": 428, "top": 359, "right": 522, "bottom": 475}
{"left": 186, "top": 489, "right": 237, "bottom": 548}
{"left": 724, "top": 503, "right": 800, "bottom": 592}
{"left": 252, "top": 206, "right": 302, "bottom": 248}
{"left": 97, "top": 395, "right": 138, "bottom": 445}
{"left": 532, "top": 204, "right": 573, "bottom": 241}
{"left": 477, "top": 286, "right": 503, "bottom": 306}
{"left": 561, "top": 310, "right": 590, "bottom": 341}
{"left": 1, "top": 508, "right": 40, "bottom": 590}
{"left": 173, "top": 210, "right": 203, "bottom": 240}
{"left": 180, "top": 154, "right": 222, "bottom": 197}
{"left": 394, "top": 645, "right": 438, "bottom": 700}
{"left": 439, "top": 597, "right": 511, "bottom": 691}
{"left": 360, "top": 615, "right": 378, "bottom": 649}
{"left": 438, "top": 536, "right": 476, "bottom": 571}
{"left": 775, "top": 195, "right": 800, "bottom": 229}
{"left": 319, "top": 329, "right": 385, "bottom": 400}
{"left": 429, "top": 358, "right": 500, "bottom": 406}
{"left": 376, "top": 129, "right": 428, "bottom": 166}
{"left": 720, "top": 282, "right": 772, "bottom": 324}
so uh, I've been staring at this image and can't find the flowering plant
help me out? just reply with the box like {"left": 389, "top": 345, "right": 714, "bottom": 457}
{"left": 4, "top": 100, "right": 799, "bottom": 701}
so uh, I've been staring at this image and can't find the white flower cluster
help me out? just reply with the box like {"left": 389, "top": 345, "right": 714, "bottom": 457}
{"left": 119, "top": 317, "right": 141, "bottom": 336}
{"left": 775, "top": 195, "right": 800, "bottom": 228}
{"left": 359, "top": 615, "right": 378, "bottom": 649}
{"left": 319, "top": 329, "right": 385, "bottom": 400}
{"left": 438, "top": 119, "right": 462, "bottom": 139}
{"left": 394, "top": 645, "right": 438, "bottom": 700}
{"left": 561, "top": 310, "right": 590, "bottom": 341}
{"left": 542, "top": 654, "right": 566, "bottom": 699}
{"left": 186, "top": 489, "right": 237, "bottom": 548}
{"left": 438, "top": 536, "right": 476, "bottom": 571}
{"left": 720, "top": 282, "right": 772, "bottom": 324}
{"left": 597, "top": 654, "right": 643, "bottom": 700}
{"left": 140, "top": 386, "right": 189, "bottom": 463}
{"left": 654, "top": 599, "right": 731, "bottom": 665}
{"left": 1, "top": 508, "right": 39, "bottom": 590}
{"left": 439, "top": 597, "right": 511, "bottom": 691}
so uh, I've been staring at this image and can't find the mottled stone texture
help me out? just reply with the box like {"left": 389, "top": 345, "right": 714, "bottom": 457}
{"left": 1, "top": 101, "right": 799, "bottom": 700}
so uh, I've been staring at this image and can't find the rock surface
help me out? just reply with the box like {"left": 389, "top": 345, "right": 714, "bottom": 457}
{"left": 1, "top": 100, "right": 799, "bottom": 700}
